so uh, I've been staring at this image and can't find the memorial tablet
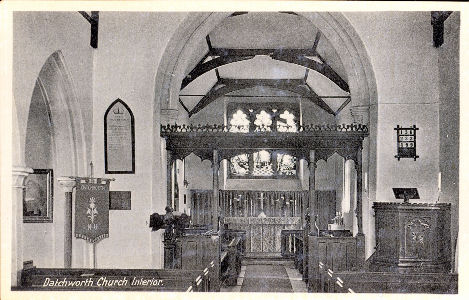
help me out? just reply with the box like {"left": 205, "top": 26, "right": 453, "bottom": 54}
{"left": 104, "top": 99, "right": 135, "bottom": 173}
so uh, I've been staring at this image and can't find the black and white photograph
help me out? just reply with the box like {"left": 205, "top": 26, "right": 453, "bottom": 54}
{"left": 0, "top": 1, "right": 466, "bottom": 299}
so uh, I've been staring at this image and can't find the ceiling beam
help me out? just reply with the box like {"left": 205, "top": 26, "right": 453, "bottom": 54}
{"left": 230, "top": 12, "right": 248, "bottom": 17}
{"left": 178, "top": 97, "right": 190, "bottom": 114}
{"left": 219, "top": 78, "right": 306, "bottom": 87}
{"left": 181, "top": 55, "right": 254, "bottom": 90}
{"left": 271, "top": 52, "right": 349, "bottom": 92}
{"left": 312, "top": 31, "right": 321, "bottom": 53}
{"left": 431, "top": 11, "right": 453, "bottom": 48}
{"left": 78, "top": 11, "right": 99, "bottom": 48}
{"left": 334, "top": 97, "right": 352, "bottom": 116}
{"left": 304, "top": 83, "right": 335, "bottom": 114}
{"left": 189, "top": 79, "right": 336, "bottom": 117}
{"left": 189, "top": 83, "right": 246, "bottom": 117}
{"left": 210, "top": 48, "right": 318, "bottom": 57}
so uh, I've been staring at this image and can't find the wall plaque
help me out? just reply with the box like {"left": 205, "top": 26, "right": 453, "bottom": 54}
{"left": 105, "top": 99, "right": 135, "bottom": 173}
{"left": 109, "top": 191, "right": 131, "bottom": 210}
{"left": 394, "top": 125, "right": 419, "bottom": 161}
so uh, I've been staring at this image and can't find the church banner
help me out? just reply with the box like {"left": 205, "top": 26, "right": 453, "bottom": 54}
{"left": 75, "top": 178, "right": 110, "bottom": 243}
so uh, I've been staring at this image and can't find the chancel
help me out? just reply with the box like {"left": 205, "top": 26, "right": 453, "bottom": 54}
{"left": 7, "top": 9, "right": 459, "bottom": 295}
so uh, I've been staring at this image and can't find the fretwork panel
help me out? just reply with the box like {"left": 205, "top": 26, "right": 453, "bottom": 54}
{"left": 219, "top": 190, "right": 307, "bottom": 218}
{"left": 225, "top": 217, "right": 301, "bottom": 254}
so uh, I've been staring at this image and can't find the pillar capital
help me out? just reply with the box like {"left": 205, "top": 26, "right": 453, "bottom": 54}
{"left": 161, "top": 108, "right": 179, "bottom": 124}
{"left": 351, "top": 105, "right": 370, "bottom": 125}
{"left": 58, "top": 176, "right": 76, "bottom": 193}
{"left": 12, "top": 166, "right": 33, "bottom": 188}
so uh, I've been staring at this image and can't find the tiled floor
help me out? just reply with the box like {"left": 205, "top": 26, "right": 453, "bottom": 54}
{"left": 220, "top": 259, "right": 308, "bottom": 293}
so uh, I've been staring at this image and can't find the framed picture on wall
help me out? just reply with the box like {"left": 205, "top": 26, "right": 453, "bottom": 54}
{"left": 23, "top": 169, "right": 53, "bottom": 223}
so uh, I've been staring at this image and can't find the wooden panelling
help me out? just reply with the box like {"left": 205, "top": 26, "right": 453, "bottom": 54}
{"left": 318, "top": 271, "right": 457, "bottom": 294}
{"left": 178, "top": 234, "right": 221, "bottom": 291}
{"left": 308, "top": 235, "right": 361, "bottom": 292}
{"left": 225, "top": 217, "right": 301, "bottom": 254}
{"left": 372, "top": 203, "right": 451, "bottom": 273}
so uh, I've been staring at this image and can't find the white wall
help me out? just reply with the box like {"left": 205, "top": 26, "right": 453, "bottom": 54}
{"left": 14, "top": 12, "right": 94, "bottom": 268}
{"left": 345, "top": 12, "right": 442, "bottom": 257}
{"left": 438, "top": 12, "right": 459, "bottom": 269}
{"left": 91, "top": 12, "right": 187, "bottom": 268}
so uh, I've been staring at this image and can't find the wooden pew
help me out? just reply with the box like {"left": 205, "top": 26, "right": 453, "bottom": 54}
{"left": 223, "top": 228, "right": 246, "bottom": 256}
{"left": 221, "top": 236, "right": 242, "bottom": 286}
{"left": 178, "top": 233, "right": 221, "bottom": 291}
{"left": 316, "top": 268, "right": 458, "bottom": 294}
{"left": 16, "top": 262, "right": 212, "bottom": 292}
{"left": 307, "top": 232, "right": 364, "bottom": 292}
{"left": 175, "top": 231, "right": 243, "bottom": 289}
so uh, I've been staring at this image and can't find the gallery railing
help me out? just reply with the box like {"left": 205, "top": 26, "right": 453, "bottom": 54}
{"left": 161, "top": 123, "right": 368, "bottom": 134}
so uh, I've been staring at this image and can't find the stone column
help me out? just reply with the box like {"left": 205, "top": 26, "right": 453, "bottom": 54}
{"left": 161, "top": 108, "right": 179, "bottom": 125}
{"left": 343, "top": 159, "right": 353, "bottom": 230}
{"left": 355, "top": 147, "right": 363, "bottom": 235}
{"left": 308, "top": 150, "right": 316, "bottom": 235}
{"left": 351, "top": 105, "right": 372, "bottom": 261}
{"left": 12, "top": 166, "right": 33, "bottom": 286}
{"left": 58, "top": 177, "right": 76, "bottom": 268}
{"left": 304, "top": 150, "right": 316, "bottom": 281}
{"left": 166, "top": 151, "right": 173, "bottom": 208}
{"left": 212, "top": 150, "right": 220, "bottom": 232}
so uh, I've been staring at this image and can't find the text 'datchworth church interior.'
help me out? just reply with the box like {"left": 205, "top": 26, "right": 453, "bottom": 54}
{"left": 5, "top": 9, "right": 460, "bottom": 295}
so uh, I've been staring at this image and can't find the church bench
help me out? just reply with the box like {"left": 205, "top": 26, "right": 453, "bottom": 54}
{"left": 177, "top": 233, "right": 221, "bottom": 291}
{"left": 223, "top": 228, "right": 246, "bottom": 256}
{"left": 221, "top": 236, "right": 242, "bottom": 286}
{"left": 315, "top": 268, "right": 457, "bottom": 294}
{"left": 308, "top": 233, "right": 364, "bottom": 291}
{"left": 17, "top": 262, "right": 212, "bottom": 292}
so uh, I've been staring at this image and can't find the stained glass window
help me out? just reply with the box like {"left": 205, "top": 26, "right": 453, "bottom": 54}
{"left": 226, "top": 103, "right": 299, "bottom": 178}
{"left": 277, "top": 110, "right": 297, "bottom": 132}
{"left": 229, "top": 109, "right": 250, "bottom": 133}
{"left": 277, "top": 153, "right": 297, "bottom": 175}
{"left": 230, "top": 154, "right": 250, "bottom": 176}
{"left": 253, "top": 150, "right": 274, "bottom": 176}
{"left": 254, "top": 110, "right": 273, "bottom": 132}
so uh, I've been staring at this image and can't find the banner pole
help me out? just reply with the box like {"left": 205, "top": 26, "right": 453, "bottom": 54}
{"left": 93, "top": 242, "right": 97, "bottom": 268}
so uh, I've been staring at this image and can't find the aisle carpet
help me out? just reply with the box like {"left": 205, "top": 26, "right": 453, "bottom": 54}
{"left": 240, "top": 264, "right": 293, "bottom": 293}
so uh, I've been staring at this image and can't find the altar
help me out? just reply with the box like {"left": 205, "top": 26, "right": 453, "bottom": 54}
{"left": 225, "top": 217, "right": 300, "bottom": 254}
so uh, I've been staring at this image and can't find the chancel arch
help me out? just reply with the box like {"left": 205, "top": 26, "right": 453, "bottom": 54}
{"left": 153, "top": 12, "right": 378, "bottom": 264}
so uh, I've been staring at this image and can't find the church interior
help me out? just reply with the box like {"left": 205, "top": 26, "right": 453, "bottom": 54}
{"left": 7, "top": 10, "right": 460, "bottom": 294}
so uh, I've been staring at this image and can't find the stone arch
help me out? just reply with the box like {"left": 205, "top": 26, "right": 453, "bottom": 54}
{"left": 154, "top": 12, "right": 377, "bottom": 121}
{"left": 152, "top": 12, "right": 379, "bottom": 263}
{"left": 30, "top": 50, "right": 88, "bottom": 177}
{"left": 21, "top": 50, "right": 88, "bottom": 267}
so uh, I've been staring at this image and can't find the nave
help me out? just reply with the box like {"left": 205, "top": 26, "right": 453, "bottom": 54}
{"left": 8, "top": 10, "right": 460, "bottom": 297}
{"left": 221, "top": 258, "right": 307, "bottom": 293}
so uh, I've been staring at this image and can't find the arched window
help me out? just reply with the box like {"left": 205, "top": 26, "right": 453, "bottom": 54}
{"left": 227, "top": 102, "right": 299, "bottom": 178}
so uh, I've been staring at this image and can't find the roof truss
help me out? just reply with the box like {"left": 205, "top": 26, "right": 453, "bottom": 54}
{"left": 181, "top": 33, "right": 350, "bottom": 93}
{"left": 188, "top": 78, "right": 336, "bottom": 117}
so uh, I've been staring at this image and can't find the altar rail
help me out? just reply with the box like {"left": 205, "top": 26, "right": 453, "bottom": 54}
{"left": 190, "top": 190, "right": 307, "bottom": 226}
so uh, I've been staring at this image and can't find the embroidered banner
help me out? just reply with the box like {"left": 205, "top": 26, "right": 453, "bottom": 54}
{"left": 75, "top": 178, "right": 111, "bottom": 243}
